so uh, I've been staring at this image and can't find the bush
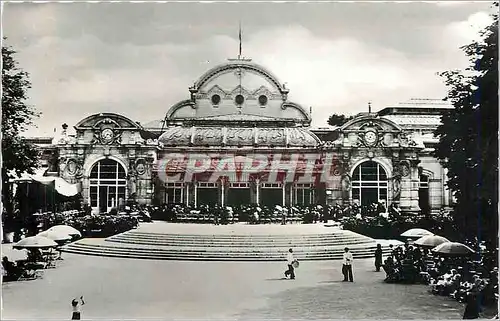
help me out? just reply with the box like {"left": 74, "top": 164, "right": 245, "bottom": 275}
{"left": 32, "top": 211, "right": 138, "bottom": 238}
{"left": 341, "top": 210, "right": 460, "bottom": 241}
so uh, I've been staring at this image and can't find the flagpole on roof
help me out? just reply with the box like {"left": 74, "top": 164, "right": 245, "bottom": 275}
{"left": 238, "top": 20, "right": 242, "bottom": 60}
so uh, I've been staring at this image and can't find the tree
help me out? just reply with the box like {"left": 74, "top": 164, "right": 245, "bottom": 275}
{"left": 2, "top": 40, "right": 41, "bottom": 236}
{"left": 434, "top": 4, "right": 498, "bottom": 251}
{"left": 327, "top": 114, "right": 354, "bottom": 127}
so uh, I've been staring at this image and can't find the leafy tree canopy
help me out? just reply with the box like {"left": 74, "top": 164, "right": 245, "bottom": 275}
{"left": 327, "top": 114, "right": 354, "bottom": 127}
{"left": 434, "top": 3, "right": 498, "bottom": 248}
{"left": 2, "top": 41, "right": 41, "bottom": 179}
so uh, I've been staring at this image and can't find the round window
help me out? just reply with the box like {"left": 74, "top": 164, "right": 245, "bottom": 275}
{"left": 211, "top": 94, "right": 221, "bottom": 105}
{"left": 258, "top": 95, "right": 268, "bottom": 106}
{"left": 235, "top": 94, "right": 245, "bottom": 105}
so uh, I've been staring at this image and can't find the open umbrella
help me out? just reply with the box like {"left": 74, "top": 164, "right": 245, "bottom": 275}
{"left": 13, "top": 236, "right": 58, "bottom": 249}
{"left": 401, "top": 228, "right": 433, "bottom": 238}
{"left": 432, "top": 242, "right": 475, "bottom": 256}
{"left": 37, "top": 230, "right": 72, "bottom": 242}
{"left": 414, "top": 235, "right": 450, "bottom": 248}
{"left": 47, "top": 225, "right": 82, "bottom": 238}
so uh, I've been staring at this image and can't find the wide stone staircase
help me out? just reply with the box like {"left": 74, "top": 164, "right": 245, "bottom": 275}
{"left": 61, "top": 224, "right": 394, "bottom": 261}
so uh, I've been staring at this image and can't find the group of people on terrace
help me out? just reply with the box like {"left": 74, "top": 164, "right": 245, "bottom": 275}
{"left": 380, "top": 241, "right": 498, "bottom": 319}
{"left": 148, "top": 200, "right": 399, "bottom": 225}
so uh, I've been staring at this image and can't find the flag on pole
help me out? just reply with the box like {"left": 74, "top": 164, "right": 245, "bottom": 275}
{"left": 238, "top": 21, "right": 242, "bottom": 59}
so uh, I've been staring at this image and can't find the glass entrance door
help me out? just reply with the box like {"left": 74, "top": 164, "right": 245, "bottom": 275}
{"left": 89, "top": 159, "right": 127, "bottom": 214}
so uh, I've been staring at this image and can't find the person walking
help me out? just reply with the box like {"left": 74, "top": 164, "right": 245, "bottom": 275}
{"left": 375, "top": 244, "right": 383, "bottom": 272}
{"left": 342, "top": 247, "right": 354, "bottom": 282}
{"left": 284, "top": 248, "right": 296, "bottom": 280}
{"left": 71, "top": 296, "right": 85, "bottom": 320}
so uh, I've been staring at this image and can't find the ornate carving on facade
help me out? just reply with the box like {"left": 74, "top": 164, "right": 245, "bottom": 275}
{"left": 226, "top": 128, "right": 254, "bottom": 146}
{"left": 158, "top": 127, "right": 191, "bottom": 146}
{"left": 341, "top": 174, "right": 351, "bottom": 192}
{"left": 392, "top": 176, "right": 402, "bottom": 200}
{"left": 257, "top": 128, "right": 285, "bottom": 145}
{"left": 60, "top": 157, "right": 84, "bottom": 178}
{"left": 331, "top": 159, "right": 344, "bottom": 176}
{"left": 91, "top": 126, "right": 122, "bottom": 145}
{"left": 400, "top": 161, "right": 411, "bottom": 177}
{"left": 135, "top": 158, "right": 147, "bottom": 176}
{"left": 194, "top": 127, "right": 223, "bottom": 145}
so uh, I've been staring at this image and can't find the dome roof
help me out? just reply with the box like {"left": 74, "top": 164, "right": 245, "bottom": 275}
{"left": 158, "top": 126, "right": 320, "bottom": 148}
{"left": 194, "top": 59, "right": 287, "bottom": 93}
{"left": 164, "top": 58, "right": 311, "bottom": 126}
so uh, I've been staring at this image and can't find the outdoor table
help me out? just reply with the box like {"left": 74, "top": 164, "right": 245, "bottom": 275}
{"left": 16, "top": 260, "right": 45, "bottom": 270}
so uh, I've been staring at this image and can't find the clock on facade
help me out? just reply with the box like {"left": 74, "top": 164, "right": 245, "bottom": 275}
{"left": 364, "top": 130, "right": 378, "bottom": 146}
{"left": 101, "top": 128, "right": 114, "bottom": 143}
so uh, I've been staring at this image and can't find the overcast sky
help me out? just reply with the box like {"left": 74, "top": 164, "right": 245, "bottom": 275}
{"left": 2, "top": 1, "right": 494, "bottom": 136}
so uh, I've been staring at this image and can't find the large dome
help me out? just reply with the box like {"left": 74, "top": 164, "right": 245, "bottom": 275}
{"left": 158, "top": 126, "right": 320, "bottom": 148}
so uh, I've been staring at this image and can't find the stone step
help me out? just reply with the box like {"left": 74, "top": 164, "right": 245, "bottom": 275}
{"left": 111, "top": 231, "right": 373, "bottom": 242}
{"left": 67, "top": 242, "right": 383, "bottom": 253}
{"left": 123, "top": 231, "right": 369, "bottom": 240}
{"left": 60, "top": 224, "right": 393, "bottom": 262}
{"left": 61, "top": 246, "right": 392, "bottom": 261}
{"left": 61, "top": 241, "right": 392, "bottom": 261}
{"left": 105, "top": 237, "right": 373, "bottom": 247}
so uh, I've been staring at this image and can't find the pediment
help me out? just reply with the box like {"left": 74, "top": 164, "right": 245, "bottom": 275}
{"left": 205, "top": 84, "right": 227, "bottom": 96}
{"left": 75, "top": 113, "right": 143, "bottom": 130}
{"left": 340, "top": 116, "right": 402, "bottom": 133}
{"left": 252, "top": 85, "right": 274, "bottom": 97}
{"left": 230, "top": 85, "right": 251, "bottom": 97}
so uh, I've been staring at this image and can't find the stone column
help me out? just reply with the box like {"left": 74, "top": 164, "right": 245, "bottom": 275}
{"left": 185, "top": 183, "right": 190, "bottom": 205}
{"left": 428, "top": 178, "right": 442, "bottom": 211}
{"left": 194, "top": 182, "right": 198, "bottom": 208}
{"left": 409, "top": 159, "right": 421, "bottom": 213}
{"left": 399, "top": 159, "right": 421, "bottom": 214}
{"left": 282, "top": 184, "right": 286, "bottom": 206}
{"left": 398, "top": 160, "right": 412, "bottom": 212}
{"left": 256, "top": 178, "right": 260, "bottom": 205}
{"left": 221, "top": 181, "right": 225, "bottom": 207}
{"left": 81, "top": 175, "right": 90, "bottom": 206}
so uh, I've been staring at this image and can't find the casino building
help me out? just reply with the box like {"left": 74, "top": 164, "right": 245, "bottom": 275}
{"left": 32, "top": 58, "right": 454, "bottom": 216}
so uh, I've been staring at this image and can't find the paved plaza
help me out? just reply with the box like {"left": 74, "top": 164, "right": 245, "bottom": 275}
{"left": 2, "top": 243, "right": 470, "bottom": 320}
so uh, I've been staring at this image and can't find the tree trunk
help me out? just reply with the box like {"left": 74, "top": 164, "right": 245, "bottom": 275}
{"left": 1, "top": 172, "right": 16, "bottom": 242}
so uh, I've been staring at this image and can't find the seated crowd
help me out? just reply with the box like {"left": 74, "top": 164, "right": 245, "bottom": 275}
{"left": 149, "top": 203, "right": 333, "bottom": 224}
{"left": 2, "top": 247, "right": 61, "bottom": 282}
{"left": 382, "top": 242, "right": 498, "bottom": 308}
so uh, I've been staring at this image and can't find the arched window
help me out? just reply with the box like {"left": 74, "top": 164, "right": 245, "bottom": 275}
{"left": 351, "top": 161, "right": 388, "bottom": 207}
{"left": 89, "top": 159, "right": 127, "bottom": 213}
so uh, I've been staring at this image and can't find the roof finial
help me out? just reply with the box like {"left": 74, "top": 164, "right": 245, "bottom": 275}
{"left": 228, "top": 21, "right": 251, "bottom": 62}
{"left": 368, "top": 101, "right": 372, "bottom": 113}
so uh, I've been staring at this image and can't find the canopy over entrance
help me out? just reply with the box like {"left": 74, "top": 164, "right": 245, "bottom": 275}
{"left": 12, "top": 171, "right": 81, "bottom": 197}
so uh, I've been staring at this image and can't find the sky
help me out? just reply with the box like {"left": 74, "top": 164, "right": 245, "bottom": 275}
{"left": 2, "top": 1, "right": 495, "bottom": 137}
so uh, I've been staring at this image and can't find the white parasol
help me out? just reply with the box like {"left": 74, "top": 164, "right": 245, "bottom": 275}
{"left": 47, "top": 225, "right": 82, "bottom": 237}
{"left": 400, "top": 228, "right": 433, "bottom": 238}
{"left": 432, "top": 242, "right": 475, "bottom": 256}
{"left": 414, "top": 235, "right": 449, "bottom": 248}
{"left": 37, "top": 230, "right": 72, "bottom": 242}
{"left": 13, "top": 236, "right": 58, "bottom": 249}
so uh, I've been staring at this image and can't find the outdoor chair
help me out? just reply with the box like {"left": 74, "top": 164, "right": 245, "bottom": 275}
{"left": 18, "top": 268, "right": 43, "bottom": 281}
{"left": 3, "top": 263, "right": 43, "bottom": 282}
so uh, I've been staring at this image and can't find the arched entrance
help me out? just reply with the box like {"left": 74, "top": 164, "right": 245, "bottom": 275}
{"left": 89, "top": 159, "right": 127, "bottom": 213}
{"left": 351, "top": 161, "right": 388, "bottom": 207}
